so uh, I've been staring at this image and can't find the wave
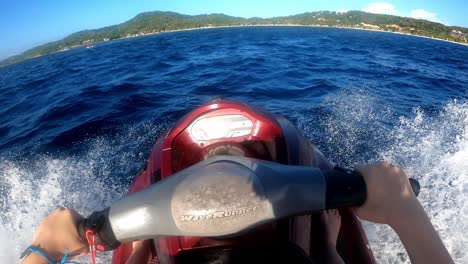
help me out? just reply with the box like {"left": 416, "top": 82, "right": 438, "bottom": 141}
{"left": 371, "top": 102, "right": 468, "bottom": 263}
{"left": 0, "top": 121, "right": 166, "bottom": 263}
{"left": 298, "top": 89, "right": 467, "bottom": 263}
{"left": 0, "top": 27, "right": 466, "bottom": 264}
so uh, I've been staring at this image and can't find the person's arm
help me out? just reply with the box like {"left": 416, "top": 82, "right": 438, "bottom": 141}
{"left": 390, "top": 199, "right": 453, "bottom": 264}
{"left": 354, "top": 162, "right": 453, "bottom": 264}
{"left": 22, "top": 254, "right": 49, "bottom": 264}
{"left": 22, "top": 208, "right": 88, "bottom": 264}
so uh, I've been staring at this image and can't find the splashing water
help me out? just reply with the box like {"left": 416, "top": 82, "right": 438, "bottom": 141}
{"left": 299, "top": 89, "right": 468, "bottom": 263}
{"left": 370, "top": 101, "right": 468, "bottom": 264}
{"left": 0, "top": 157, "right": 119, "bottom": 263}
{"left": 0, "top": 92, "right": 466, "bottom": 263}
{"left": 0, "top": 122, "right": 165, "bottom": 263}
{"left": 1, "top": 26, "right": 466, "bottom": 264}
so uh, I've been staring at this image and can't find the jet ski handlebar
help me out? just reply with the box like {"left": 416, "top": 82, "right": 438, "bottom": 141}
{"left": 77, "top": 156, "right": 420, "bottom": 251}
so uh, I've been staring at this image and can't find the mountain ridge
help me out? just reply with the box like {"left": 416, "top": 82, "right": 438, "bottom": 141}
{"left": 2, "top": 10, "right": 467, "bottom": 67}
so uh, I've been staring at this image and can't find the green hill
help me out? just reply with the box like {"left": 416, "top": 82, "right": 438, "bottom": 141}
{"left": 2, "top": 10, "right": 467, "bottom": 67}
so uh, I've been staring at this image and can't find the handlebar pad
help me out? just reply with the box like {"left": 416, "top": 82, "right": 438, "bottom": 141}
{"left": 106, "top": 156, "right": 326, "bottom": 242}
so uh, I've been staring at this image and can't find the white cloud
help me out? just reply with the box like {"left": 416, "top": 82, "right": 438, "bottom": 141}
{"left": 410, "top": 9, "right": 439, "bottom": 22}
{"left": 360, "top": 3, "right": 444, "bottom": 24}
{"left": 362, "top": 2, "right": 400, "bottom": 15}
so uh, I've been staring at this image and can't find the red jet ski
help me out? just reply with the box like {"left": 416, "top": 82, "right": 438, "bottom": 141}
{"left": 80, "top": 101, "right": 419, "bottom": 263}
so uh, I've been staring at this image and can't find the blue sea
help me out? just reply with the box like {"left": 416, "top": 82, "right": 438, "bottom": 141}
{"left": 0, "top": 27, "right": 467, "bottom": 263}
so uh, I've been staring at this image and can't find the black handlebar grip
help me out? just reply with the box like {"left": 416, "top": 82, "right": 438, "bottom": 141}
{"left": 324, "top": 167, "right": 367, "bottom": 209}
{"left": 409, "top": 178, "right": 420, "bottom": 197}
{"left": 77, "top": 208, "right": 120, "bottom": 251}
{"left": 324, "top": 167, "right": 421, "bottom": 209}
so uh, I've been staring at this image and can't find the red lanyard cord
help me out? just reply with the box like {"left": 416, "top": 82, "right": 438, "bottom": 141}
{"left": 85, "top": 230, "right": 97, "bottom": 264}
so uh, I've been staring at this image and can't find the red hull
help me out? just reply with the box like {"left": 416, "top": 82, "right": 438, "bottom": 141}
{"left": 111, "top": 101, "right": 375, "bottom": 264}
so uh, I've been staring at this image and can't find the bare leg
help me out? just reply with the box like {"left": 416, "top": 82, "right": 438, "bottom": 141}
{"left": 321, "top": 209, "right": 345, "bottom": 264}
{"left": 125, "top": 240, "right": 152, "bottom": 264}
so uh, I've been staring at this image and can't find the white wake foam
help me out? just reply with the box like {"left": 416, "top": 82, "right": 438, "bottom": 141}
{"left": 1, "top": 95, "right": 466, "bottom": 263}
{"left": 369, "top": 101, "right": 468, "bottom": 264}
{"left": 0, "top": 122, "right": 165, "bottom": 263}
{"left": 298, "top": 89, "right": 467, "bottom": 263}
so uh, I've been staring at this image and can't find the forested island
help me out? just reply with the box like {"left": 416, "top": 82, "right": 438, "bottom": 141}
{"left": 2, "top": 10, "right": 467, "bottom": 67}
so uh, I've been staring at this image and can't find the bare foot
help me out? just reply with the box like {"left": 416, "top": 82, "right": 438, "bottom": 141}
{"left": 321, "top": 209, "right": 341, "bottom": 248}
{"left": 321, "top": 210, "right": 345, "bottom": 263}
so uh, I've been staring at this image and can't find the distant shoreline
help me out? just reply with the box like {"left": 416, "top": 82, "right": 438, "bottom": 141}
{"left": 39, "top": 24, "right": 468, "bottom": 55}
{"left": 3, "top": 24, "right": 467, "bottom": 67}
{"left": 149, "top": 24, "right": 468, "bottom": 47}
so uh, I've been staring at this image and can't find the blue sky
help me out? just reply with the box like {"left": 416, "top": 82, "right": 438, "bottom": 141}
{"left": 0, "top": 0, "right": 466, "bottom": 59}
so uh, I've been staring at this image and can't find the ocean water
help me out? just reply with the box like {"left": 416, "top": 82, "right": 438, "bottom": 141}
{"left": 0, "top": 26, "right": 467, "bottom": 263}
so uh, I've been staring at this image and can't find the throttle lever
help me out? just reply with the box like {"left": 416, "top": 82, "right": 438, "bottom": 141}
{"left": 409, "top": 178, "right": 420, "bottom": 197}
